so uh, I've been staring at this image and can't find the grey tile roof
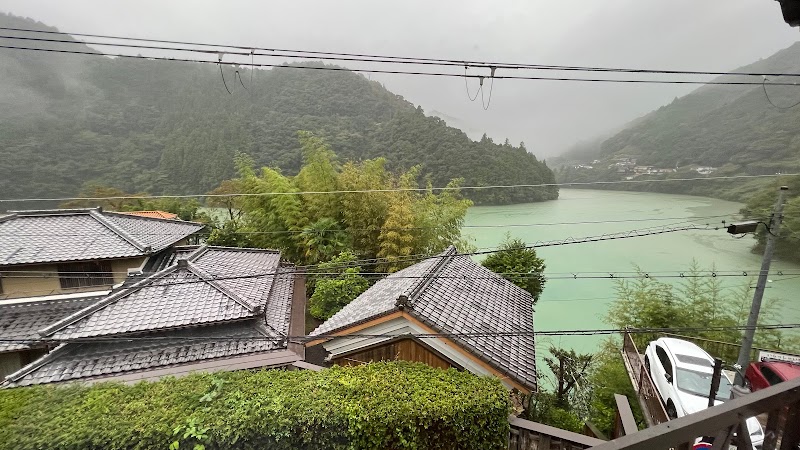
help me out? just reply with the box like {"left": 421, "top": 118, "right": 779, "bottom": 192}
{"left": 4, "top": 321, "right": 283, "bottom": 387}
{"left": 310, "top": 255, "right": 441, "bottom": 335}
{"left": 41, "top": 247, "right": 285, "bottom": 340}
{"left": 0, "top": 294, "right": 104, "bottom": 353}
{"left": 0, "top": 208, "right": 204, "bottom": 267}
{"left": 4, "top": 246, "right": 298, "bottom": 387}
{"left": 310, "top": 247, "right": 537, "bottom": 391}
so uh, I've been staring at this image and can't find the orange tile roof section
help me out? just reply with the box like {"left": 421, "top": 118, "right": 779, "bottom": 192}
{"left": 122, "top": 211, "right": 179, "bottom": 220}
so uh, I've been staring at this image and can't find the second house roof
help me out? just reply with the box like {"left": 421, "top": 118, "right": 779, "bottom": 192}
{"left": 0, "top": 208, "right": 204, "bottom": 267}
{"left": 39, "top": 246, "right": 285, "bottom": 340}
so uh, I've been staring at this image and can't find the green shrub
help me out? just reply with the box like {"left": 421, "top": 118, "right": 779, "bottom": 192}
{"left": 308, "top": 267, "right": 369, "bottom": 320}
{"left": 0, "top": 362, "right": 510, "bottom": 450}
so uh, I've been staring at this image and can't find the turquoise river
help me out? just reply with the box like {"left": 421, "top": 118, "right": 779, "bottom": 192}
{"left": 463, "top": 189, "right": 800, "bottom": 358}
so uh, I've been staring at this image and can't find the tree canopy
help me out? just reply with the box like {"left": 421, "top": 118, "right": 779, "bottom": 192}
{"left": 740, "top": 175, "right": 800, "bottom": 264}
{"left": 481, "top": 235, "right": 547, "bottom": 303}
{"left": 206, "top": 133, "right": 474, "bottom": 270}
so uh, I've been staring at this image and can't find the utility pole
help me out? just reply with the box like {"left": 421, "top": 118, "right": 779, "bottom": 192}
{"left": 733, "top": 186, "right": 789, "bottom": 386}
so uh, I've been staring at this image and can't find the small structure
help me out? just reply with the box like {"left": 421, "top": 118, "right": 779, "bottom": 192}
{"left": 307, "top": 246, "right": 537, "bottom": 393}
{"left": 3, "top": 246, "right": 306, "bottom": 387}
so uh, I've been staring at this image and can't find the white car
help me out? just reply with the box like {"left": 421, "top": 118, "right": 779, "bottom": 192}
{"left": 644, "top": 337, "right": 764, "bottom": 449}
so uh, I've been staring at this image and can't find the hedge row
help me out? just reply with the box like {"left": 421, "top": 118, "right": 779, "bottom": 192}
{"left": 0, "top": 362, "right": 510, "bottom": 450}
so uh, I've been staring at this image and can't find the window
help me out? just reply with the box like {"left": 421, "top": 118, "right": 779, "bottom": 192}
{"left": 58, "top": 261, "right": 114, "bottom": 289}
{"left": 760, "top": 366, "right": 784, "bottom": 386}
{"left": 676, "top": 367, "right": 732, "bottom": 400}
{"left": 656, "top": 346, "right": 673, "bottom": 377}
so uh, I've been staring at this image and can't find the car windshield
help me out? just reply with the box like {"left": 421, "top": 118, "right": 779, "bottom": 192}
{"left": 676, "top": 368, "right": 732, "bottom": 401}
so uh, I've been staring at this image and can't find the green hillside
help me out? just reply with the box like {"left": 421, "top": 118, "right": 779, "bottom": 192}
{"left": 0, "top": 13, "right": 557, "bottom": 206}
{"left": 557, "top": 41, "right": 800, "bottom": 200}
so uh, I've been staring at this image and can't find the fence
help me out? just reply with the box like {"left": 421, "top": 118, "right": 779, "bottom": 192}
{"left": 587, "top": 375, "right": 800, "bottom": 450}
{"left": 509, "top": 416, "right": 605, "bottom": 450}
{"left": 620, "top": 331, "right": 669, "bottom": 427}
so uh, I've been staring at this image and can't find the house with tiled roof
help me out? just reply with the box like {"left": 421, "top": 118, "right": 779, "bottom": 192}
{"left": 0, "top": 292, "right": 105, "bottom": 379}
{"left": 3, "top": 245, "right": 306, "bottom": 387}
{"left": 0, "top": 208, "right": 205, "bottom": 379}
{"left": 0, "top": 208, "right": 204, "bottom": 299}
{"left": 307, "top": 246, "right": 537, "bottom": 393}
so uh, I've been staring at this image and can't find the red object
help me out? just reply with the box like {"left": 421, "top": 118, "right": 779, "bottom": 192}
{"left": 745, "top": 360, "right": 800, "bottom": 392}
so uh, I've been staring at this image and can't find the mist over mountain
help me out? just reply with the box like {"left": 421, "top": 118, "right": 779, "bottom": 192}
{"left": 0, "top": 13, "right": 557, "bottom": 206}
{"left": 557, "top": 41, "right": 800, "bottom": 200}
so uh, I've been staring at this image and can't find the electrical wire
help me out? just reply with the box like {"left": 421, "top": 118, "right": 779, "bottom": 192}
{"left": 0, "top": 222, "right": 738, "bottom": 284}
{"left": 4, "top": 270, "right": 795, "bottom": 280}
{"left": 1, "top": 174, "right": 795, "bottom": 203}
{"left": 762, "top": 76, "right": 800, "bottom": 110}
{"left": 0, "top": 214, "right": 736, "bottom": 237}
{"left": 218, "top": 63, "right": 232, "bottom": 94}
{"left": 5, "top": 27, "right": 800, "bottom": 80}
{"left": 464, "top": 67, "right": 481, "bottom": 101}
{"left": 3, "top": 43, "right": 800, "bottom": 88}
{"left": 1, "top": 323, "right": 799, "bottom": 344}
{"left": 8, "top": 229, "right": 795, "bottom": 291}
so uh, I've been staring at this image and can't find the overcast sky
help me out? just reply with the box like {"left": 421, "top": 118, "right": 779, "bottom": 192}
{"left": 1, "top": 0, "right": 798, "bottom": 156}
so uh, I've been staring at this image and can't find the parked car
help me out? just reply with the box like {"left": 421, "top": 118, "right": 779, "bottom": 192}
{"left": 644, "top": 338, "right": 764, "bottom": 449}
{"left": 745, "top": 359, "right": 800, "bottom": 392}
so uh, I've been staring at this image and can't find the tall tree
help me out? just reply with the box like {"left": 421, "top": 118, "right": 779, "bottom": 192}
{"left": 544, "top": 346, "right": 593, "bottom": 408}
{"left": 481, "top": 235, "right": 547, "bottom": 303}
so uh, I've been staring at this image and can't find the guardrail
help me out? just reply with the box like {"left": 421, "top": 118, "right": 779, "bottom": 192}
{"left": 588, "top": 375, "right": 800, "bottom": 450}
{"left": 509, "top": 416, "right": 605, "bottom": 450}
{"left": 620, "top": 331, "right": 669, "bottom": 427}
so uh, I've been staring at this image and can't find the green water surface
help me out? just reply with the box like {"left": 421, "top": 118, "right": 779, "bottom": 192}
{"left": 464, "top": 189, "right": 800, "bottom": 356}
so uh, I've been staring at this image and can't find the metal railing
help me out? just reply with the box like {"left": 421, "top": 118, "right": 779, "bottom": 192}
{"left": 620, "top": 331, "right": 669, "bottom": 427}
{"left": 588, "top": 375, "right": 800, "bottom": 450}
{"left": 509, "top": 416, "right": 605, "bottom": 450}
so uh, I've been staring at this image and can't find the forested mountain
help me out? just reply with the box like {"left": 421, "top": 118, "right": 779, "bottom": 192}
{"left": 0, "top": 13, "right": 557, "bottom": 206}
{"left": 557, "top": 41, "right": 800, "bottom": 200}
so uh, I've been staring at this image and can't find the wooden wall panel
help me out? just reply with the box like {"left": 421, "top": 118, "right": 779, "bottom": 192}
{"left": 333, "top": 338, "right": 455, "bottom": 369}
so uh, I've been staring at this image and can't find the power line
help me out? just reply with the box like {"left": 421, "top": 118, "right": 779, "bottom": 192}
{"left": 2, "top": 323, "right": 799, "bottom": 345}
{"left": 1, "top": 222, "right": 716, "bottom": 283}
{"left": 1, "top": 226, "right": 774, "bottom": 289}
{"left": 3, "top": 269, "right": 794, "bottom": 280}
{"left": 0, "top": 214, "right": 734, "bottom": 237}
{"left": 762, "top": 76, "right": 800, "bottom": 110}
{"left": 4, "top": 26, "right": 800, "bottom": 80}
{"left": 4, "top": 43, "right": 800, "bottom": 88}
{"left": 0, "top": 222, "right": 732, "bottom": 287}
{"left": 1, "top": 174, "right": 795, "bottom": 203}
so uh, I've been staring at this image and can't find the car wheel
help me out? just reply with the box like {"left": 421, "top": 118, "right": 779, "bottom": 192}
{"left": 644, "top": 355, "right": 651, "bottom": 374}
{"left": 666, "top": 401, "right": 678, "bottom": 420}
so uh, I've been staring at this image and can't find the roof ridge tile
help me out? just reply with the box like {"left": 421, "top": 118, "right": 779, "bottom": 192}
{"left": 186, "top": 262, "right": 260, "bottom": 314}
{"left": 404, "top": 245, "right": 457, "bottom": 306}
{"left": 89, "top": 209, "right": 150, "bottom": 252}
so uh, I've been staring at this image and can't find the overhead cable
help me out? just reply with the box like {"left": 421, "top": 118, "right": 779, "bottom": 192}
{"left": 3, "top": 44, "right": 800, "bottom": 88}
{"left": 762, "top": 76, "right": 800, "bottom": 110}
{"left": 1, "top": 174, "right": 796, "bottom": 203}
{"left": 1, "top": 323, "right": 798, "bottom": 344}
{"left": 0, "top": 214, "right": 735, "bottom": 237}
{"left": 4, "top": 27, "right": 800, "bottom": 79}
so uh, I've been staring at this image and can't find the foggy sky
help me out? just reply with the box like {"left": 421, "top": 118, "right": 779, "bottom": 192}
{"left": 1, "top": 0, "right": 798, "bottom": 156}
